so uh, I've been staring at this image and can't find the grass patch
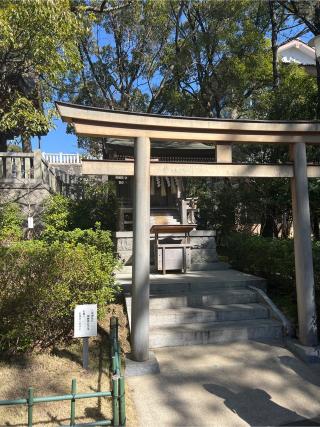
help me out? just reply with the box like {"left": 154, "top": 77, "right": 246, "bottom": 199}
{"left": 0, "top": 301, "right": 138, "bottom": 426}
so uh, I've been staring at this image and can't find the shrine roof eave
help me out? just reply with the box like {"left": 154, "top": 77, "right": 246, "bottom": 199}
{"left": 56, "top": 101, "right": 320, "bottom": 144}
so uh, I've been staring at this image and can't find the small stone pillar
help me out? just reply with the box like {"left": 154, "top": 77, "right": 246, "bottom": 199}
{"left": 291, "top": 142, "right": 318, "bottom": 346}
{"left": 33, "top": 150, "right": 42, "bottom": 180}
{"left": 216, "top": 144, "right": 232, "bottom": 163}
{"left": 132, "top": 136, "right": 151, "bottom": 361}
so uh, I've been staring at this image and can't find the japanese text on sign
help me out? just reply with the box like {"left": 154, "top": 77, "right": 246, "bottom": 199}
{"left": 74, "top": 304, "right": 97, "bottom": 338}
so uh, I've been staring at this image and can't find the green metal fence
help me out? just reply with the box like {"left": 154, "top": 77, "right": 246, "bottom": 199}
{"left": 0, "top": 316, "right": 126, "bottom": 427}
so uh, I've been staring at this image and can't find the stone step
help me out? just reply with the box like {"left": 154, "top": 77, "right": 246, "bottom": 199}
{"left": 119, "top": 270, "right": 267, "bottom": 294}
{"left": 126, "top": 289, "right": 259, "bottom": 309}
{"left": 149, "top": 304, "right": 269, "bottom": 325}
{"left": 149, "top": 319, "right": 283, "bottom": 348}
{"left": 147, "top": 279, "right": 265, "bottom": 294}
{"left": 122, "top": 279, "right": 265, "bottom": 295}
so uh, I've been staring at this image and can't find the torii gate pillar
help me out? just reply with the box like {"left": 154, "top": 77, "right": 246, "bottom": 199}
{"left": 291, "top": 142, "right": 318, "bottom": 346}
{"left": 131, "top": 136, "right": 151, "bottom": 361}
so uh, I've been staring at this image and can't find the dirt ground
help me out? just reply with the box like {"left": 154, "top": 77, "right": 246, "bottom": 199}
{"left": 0, "top": 301, "right": 139, "bottom": 427}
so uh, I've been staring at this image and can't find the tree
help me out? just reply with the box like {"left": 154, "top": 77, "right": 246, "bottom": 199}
{"left": 0, "top": 0, "right": 85, "bottom": 151}
{"left": 69, "top": 0, "right": 187, "bottom": 112}
{"left": 66, "top": 0, "right": 275, "bottom": 155}
{"left": 65, "top": 0, "right": 184, "bottom": 156}
{"left": 278, "top": 1, "right": 320, "bottom": 118}
{"left": 161, "top": 0, "right": 273, "bottom": 118}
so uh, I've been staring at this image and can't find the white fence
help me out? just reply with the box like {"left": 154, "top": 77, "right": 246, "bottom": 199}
{"left": 42, "top": 152, "right": 81, "bottom": 164}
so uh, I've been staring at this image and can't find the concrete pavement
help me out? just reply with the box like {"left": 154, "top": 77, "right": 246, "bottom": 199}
{"left": 128, "top": 341, "right": 320, "bottom": 426}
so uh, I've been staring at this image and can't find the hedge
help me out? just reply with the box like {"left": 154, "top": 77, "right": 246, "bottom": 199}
{"left": 225, "top": 233, "right": 320, "bottom": 331}
{"left": 41, "top": 225, "right": 115, "bottom": 254}
{"left": 0, "top": 240, "right": 120, "bottom": 353}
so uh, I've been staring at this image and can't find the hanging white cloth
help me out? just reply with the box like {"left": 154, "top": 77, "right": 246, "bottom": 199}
{"left": 175, "top": 177, "right": 182, "bottom": 198}
{"left": 171, "top": 177, "right": 177, "bottom": 194}
{"left": 151, "top": 177, "right": 155, "bottom": 195}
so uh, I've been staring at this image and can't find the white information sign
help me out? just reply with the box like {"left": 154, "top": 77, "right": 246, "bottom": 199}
{"left": 28, "top": 216, "right": 34, "bottom": 229}
{"left": 74, "top": 304, "right": 97, "bottom": 338}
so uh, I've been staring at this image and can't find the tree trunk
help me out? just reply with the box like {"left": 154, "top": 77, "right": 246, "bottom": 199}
{"left": 269, "top": 1, "right": 280, "bottom": 89}
{"left": 102, "top": 139, "right": 109, "bottom": 160}
{"left": 316, "top": 57, "right": 320, "bottom": 119}
{"left": 0, "top": 134, "right": 8, "bottom": 152}
{"left": 313, "top": 212, "right": 320, "bottom": 240}
{"left": 261, "top": 209, "right": 275, "bottom": 237}
{"left": 21, "top": 135, "right": 32, "bottom": 152}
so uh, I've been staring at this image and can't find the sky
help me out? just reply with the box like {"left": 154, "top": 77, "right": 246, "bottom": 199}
{"left": 31, "top": 119, "right": 78, "bottom": 153}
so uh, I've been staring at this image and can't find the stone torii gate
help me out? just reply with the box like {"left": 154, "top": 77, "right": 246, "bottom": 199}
{"left": 57, "top": 101, "right": 320, "bottom": 362}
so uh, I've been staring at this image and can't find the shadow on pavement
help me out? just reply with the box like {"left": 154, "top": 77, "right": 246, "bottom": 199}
{"left": 203, "top": 383, "right": 320, "bottom": 427}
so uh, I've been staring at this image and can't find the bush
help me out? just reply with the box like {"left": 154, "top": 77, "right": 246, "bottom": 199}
{"left": 70, "top": 178, "right": 118, "bottom": 231}
{"left": 41, "top": 223, "right": 115, "bottom": 254}
{"left": 42, "top": 181, "right": 118, "bottom": 235}
{"left": 42, "top": 194, "right": 71, "bottom": 234}
{"left": 225, "top": 233, "right": 295, "bottom": 287}
{"left": 225, "top": 233, "right": 320, "bottom": 332}
{"left": 0, "top": 240, "right": 120, "bottom": 353}
{"left": 0, "top": 202, "right": 23, "bottom": 244}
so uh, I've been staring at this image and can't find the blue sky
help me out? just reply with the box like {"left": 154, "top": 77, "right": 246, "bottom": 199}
{"left": 31, "top": 119, "right": 78, "bottom": 153}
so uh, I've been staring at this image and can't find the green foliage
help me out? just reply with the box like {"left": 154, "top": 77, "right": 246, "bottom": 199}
{"left": 188, "top": 179, "right": 238, "bottom": 239}
{"left": 66, "top": 0, "right": 273, "bottom": 154}
{"left": 254, "top": 64, "right": 317, "bottom": 120}
{"left": 70, "top": 178, "right": 118, "bottom": 231}
{"left": 225, "top": 233, "right": 320, "bottom": 331}
{"left": 0, "top": 188, "right": 120, "bottom": 353}
{"left": 0, "top": 239, "right": 120, "bottom": 353}
{"left": 225, "top": 233, "right": 295, "bottom": 285}
{"left": 188, "top": 176, "right": 291, "bottom": 242}
{"left": 7, "top": 144, "right": 22, "bottom": 152}
{"left": 166, "top": 0, "right": 272, "bottom": 118}
{"left": 42, "top": 180, "right": 118, "bottom": 236}
{"left": 0, "top": 0, "right": 86, "bottom": 144}
{"left": 42, "top": 194, "right": 71, "bottom": 235}
{"left": 42, "top": 223, "right": 115, "bottom": 255}
{"left": 0, "top": 96, "right": 51, "bottom": 139}
{"left": 0, "top": 202, "right": 23, "bottom": 244}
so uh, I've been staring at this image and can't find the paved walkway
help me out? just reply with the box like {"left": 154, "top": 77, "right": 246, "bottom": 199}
{"left": 128, "top": 341, "right": 320, "bottom": 427}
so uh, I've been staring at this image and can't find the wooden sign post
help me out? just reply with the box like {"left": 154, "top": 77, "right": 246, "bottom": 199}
{"left": 74, "top": 304, "right": 97, "bottom": 370}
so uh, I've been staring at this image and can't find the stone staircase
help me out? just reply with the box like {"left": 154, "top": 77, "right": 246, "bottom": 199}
{"left": 150, "top": 209, "right": 180, "bottom": 226}
{"left": 124, "top": 270, "right": 284, "bottom": 348}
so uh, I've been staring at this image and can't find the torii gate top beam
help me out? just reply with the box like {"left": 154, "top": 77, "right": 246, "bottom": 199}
{"left": 56, "top": 102, "right": 320, "bottom": 144}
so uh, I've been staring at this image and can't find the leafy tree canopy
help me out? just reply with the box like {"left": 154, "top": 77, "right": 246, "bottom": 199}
{"left": 0, "top": 0, "right": 86, "bottom": 150}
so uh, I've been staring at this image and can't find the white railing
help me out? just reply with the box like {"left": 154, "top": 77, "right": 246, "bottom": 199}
{"left": 42, "top": 152, "right": 81, "bottom": 164}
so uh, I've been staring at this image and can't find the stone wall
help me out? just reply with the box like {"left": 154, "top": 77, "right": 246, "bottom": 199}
{"left": 0, "top": 151, "right": 78, "bottom": 230}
